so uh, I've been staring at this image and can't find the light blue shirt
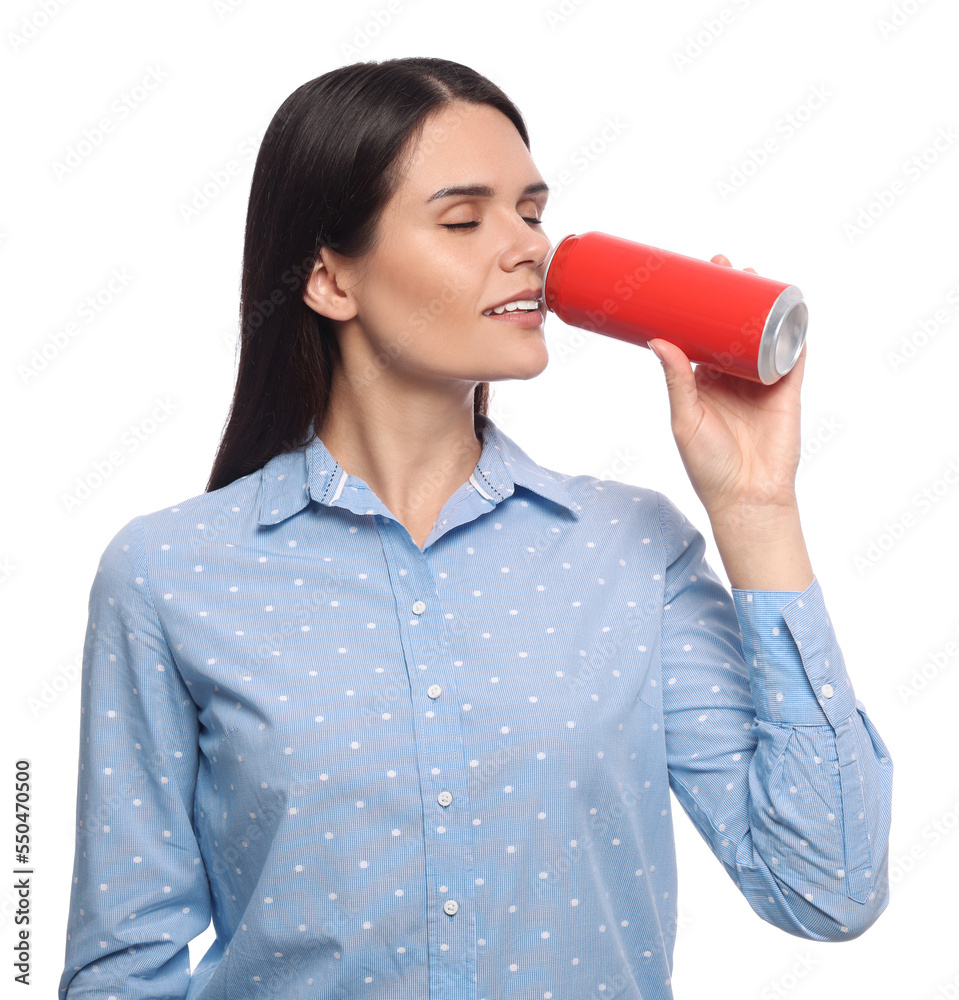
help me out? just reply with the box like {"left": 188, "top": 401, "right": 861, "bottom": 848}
{"left": 59, "top": 412, "right": 892, "bottom": 1000}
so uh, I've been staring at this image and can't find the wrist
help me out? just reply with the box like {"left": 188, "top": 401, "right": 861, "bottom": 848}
{"left": 706, "top": 494, "right": 801, "bottom": 534}
{"left": 708, "top": 502, "right": 814, "bottom": 592}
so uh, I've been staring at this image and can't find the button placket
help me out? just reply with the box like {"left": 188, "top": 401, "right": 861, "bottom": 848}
{"left": 374, "top": 520, "right": 474, "bottom": 994}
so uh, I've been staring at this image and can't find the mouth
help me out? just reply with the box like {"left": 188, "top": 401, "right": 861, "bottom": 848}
{"left": 482, "top": 301, "right": 546, "bottom": 327}
{"left": 482, "top": 290, "right": 544, "bottom": 316}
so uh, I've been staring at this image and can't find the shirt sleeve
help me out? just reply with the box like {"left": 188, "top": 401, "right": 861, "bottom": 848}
{"left": 59, "top": 515, "right": 212, "bottom": 999}
{"left": 655, "top": 493, "right": 893, "bottom": 940}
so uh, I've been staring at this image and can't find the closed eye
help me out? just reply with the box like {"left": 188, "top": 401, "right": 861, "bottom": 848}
{"left": 441, "top": 218, "right": 544, "bottom": 230}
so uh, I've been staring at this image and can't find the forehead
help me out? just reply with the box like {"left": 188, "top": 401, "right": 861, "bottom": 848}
{"left": 393, "top": 102, "right": 543, "bottom": 202}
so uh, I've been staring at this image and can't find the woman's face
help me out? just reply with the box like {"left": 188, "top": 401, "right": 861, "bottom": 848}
{"left": 308, "top": 101, "right": 554, "bottom": 391}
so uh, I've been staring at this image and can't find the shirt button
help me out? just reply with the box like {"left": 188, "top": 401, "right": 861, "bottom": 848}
{"left": 427, "top": 684, "right": 443, "bottom": 699}
{"left": 412, "top": 600, "right": 427, "bottom": 615}
{"left": 443, "top": 899, "right": 459, "bottom": 915}
{"left": 821, "top": 683, "right": 834, "bottom": 698}
{"left": 437, "top": 790, "right": 453, "bottom": 807}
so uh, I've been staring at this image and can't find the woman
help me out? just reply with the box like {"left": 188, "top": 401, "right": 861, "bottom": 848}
{"left": 58, "top": 57, "right": 892, "bottom": 1000}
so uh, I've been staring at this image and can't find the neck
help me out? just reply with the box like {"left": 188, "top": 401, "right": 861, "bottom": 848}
{"left": 316, "top": 368, "right": 484, "bottom": 532}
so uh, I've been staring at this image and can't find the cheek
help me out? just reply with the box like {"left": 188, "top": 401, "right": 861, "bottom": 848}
{"left": 404, "top": 271, "right": 477, "bottom": 336}
{"left": 362, "top": 231, "right": 480, "bottom": 345}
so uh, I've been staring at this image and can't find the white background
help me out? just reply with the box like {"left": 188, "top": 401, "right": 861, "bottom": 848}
{"left": 3, "top": 0, "right": 957, "bottom": 997}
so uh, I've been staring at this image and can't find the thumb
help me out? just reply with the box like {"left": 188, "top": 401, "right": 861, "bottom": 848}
{"left": 648, "top": 338, "right": 701, "bottom": 437}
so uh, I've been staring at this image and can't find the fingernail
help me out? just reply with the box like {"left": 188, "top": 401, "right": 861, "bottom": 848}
{"left": 648, "top": 340, "right": 663, "bottom": 363}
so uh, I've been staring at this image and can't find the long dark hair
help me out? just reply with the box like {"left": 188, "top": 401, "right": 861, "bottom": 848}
{"left": 205, "top": 57, "right": 532, "bottom": 494}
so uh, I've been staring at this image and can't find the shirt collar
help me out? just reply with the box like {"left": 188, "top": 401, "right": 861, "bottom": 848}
{"left": 255, "top": 412, "right": 582, "bottom": 526}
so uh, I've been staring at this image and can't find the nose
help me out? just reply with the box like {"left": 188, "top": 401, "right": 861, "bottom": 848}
{"left": 498, "top": 215, "right": 552, "bottom": 274}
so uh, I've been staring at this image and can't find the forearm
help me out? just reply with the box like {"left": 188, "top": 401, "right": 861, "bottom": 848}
{"left": 708, "top": 500, "right": 814, "bottom": 591}
{"left": 728, "top": 712, "right": 891, "bottom": 941}
{"left": 660, "top": 494, "right": 893, "bottom": 941}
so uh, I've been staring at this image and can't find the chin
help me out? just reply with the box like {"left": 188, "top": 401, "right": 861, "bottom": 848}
{"left": 479, "top": 345, "right": 550, "bottom": 382}
{"left": 518, "top": 340, "right": 551, "bottom": 378}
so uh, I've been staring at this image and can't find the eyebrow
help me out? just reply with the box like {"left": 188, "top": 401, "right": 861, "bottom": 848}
{"left": 426, "top": 181, "right": 550, "bottom": 203}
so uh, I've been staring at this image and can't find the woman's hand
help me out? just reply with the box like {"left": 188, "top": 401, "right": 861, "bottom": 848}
{"left": 648, "top": 254, "right": 814, "bottom": 591}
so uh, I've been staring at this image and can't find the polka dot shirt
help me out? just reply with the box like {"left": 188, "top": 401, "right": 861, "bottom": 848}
{"left": 58, "top": 413, "right": 892, "bottom": 1000}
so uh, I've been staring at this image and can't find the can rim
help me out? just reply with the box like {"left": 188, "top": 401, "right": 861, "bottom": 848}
{"left": 541, "top": 233, "right": 576, "bottom": 297}
{"left": 757, "top": 285, "right": 807, "bottom": 384}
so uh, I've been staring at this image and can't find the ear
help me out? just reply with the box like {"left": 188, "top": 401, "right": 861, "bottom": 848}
{"left": 301, "top": 246, "right": 358, "bottom": 321}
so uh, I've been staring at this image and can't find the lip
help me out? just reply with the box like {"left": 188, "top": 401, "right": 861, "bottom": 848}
{"left": 483, "top": 302, "right": 545, "bottom": 327}
{"left": 482, "top": 287, "right": 543, "bottom": 314}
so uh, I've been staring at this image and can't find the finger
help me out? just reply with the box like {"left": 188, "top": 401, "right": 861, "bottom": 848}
{"left": 647, "top": 338, "right": 702, "bottom": 440}
{"left": 711, "top": 254, "right": 731, "bottom": 266}
{"left": 745, "top": 266, "right": 757, "bottom": 273}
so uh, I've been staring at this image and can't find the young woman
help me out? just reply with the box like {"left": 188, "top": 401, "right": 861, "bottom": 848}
{"left": 58, "top": 57, "right": 892, "bottom": 1000}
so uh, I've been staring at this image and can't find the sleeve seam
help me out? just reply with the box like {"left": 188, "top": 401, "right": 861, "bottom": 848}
{"left": 654, "top": 491, "right": 670, "bottom": 569}
{"left": 753, "top": 720, "right": 843, "bottom": 731}
{"left": 655, "top": 491, "right": 680, "bottom": 608}
{"left": 127, "top": 514, "right": 190, "bottom": 693}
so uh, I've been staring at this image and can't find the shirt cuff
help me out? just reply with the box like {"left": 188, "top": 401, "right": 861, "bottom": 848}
{"left": 731, "top": 576, "right": 856, "bottom": 728}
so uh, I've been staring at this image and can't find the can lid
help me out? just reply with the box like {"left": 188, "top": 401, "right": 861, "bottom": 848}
{"left": 774, "top": 300, "right": 807, "bottom": 375}
{"left": 758, "top": 285, "right": 807, "bottom": 384}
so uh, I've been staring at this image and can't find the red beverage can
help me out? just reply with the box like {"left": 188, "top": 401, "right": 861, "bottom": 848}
{"left": 542, "top": 231, "right": 807, "bottom": 384}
